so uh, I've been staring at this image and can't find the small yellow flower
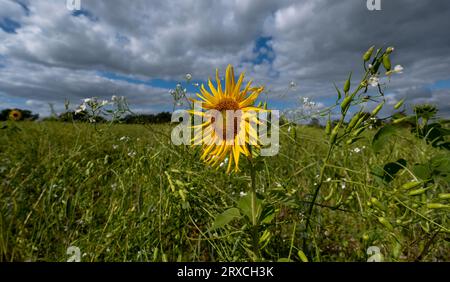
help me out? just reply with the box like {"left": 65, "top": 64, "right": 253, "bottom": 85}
{"left": 190, "top": 65, "right": 265, "bottom": 173}
{"left": 9, "top": 109, "right": 22, "bottom": 121}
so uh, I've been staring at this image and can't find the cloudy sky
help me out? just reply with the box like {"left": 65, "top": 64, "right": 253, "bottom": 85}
{"left": 1, "top": 0, "right": 450, "bottom": 118}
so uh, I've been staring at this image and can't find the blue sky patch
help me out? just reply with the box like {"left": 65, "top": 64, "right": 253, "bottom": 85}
{"left": 0, "top": 17, "right": 21, "bottom": 34}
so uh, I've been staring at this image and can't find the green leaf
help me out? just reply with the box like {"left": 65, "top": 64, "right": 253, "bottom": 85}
{"left": 412, "top": 164, "right": 432, "bottom": 180}
{"left": 212, "top": 208, "right": 241, "bottom": 230}
{"left": 238, "top": 194, "right": 262, "bottom": 222}
{"left": 260, "top": 207, "right": 276, "bottom": 224}
{"left": 371, "top": 159, "right": 407, "bottom": 183}
{"left": 334, "top": 83, "right": 342, "bottom": 101}
{"left": 383, "top": 159, "right": 407, "bottom": 183}
{"left": 372, "top": 125, "right": 396, "bottom": 153}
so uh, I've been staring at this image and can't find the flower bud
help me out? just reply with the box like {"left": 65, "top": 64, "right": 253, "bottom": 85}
{"left": 386, "top": 47, "right": 395, "bottom": 54}
{"left": 343, "top": 73, "right": 352, "bottom": 93}
{"left": 363, "top": 46, "right": 375, "bottom": 62}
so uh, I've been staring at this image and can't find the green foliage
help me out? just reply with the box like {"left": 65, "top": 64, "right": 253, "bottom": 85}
{"left": 0, "top": 121, "right": 448, "bottom": 262}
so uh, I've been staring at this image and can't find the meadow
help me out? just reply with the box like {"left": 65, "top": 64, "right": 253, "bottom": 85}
{"left": 1, "top": 120, "right": 448, "bottom": 262}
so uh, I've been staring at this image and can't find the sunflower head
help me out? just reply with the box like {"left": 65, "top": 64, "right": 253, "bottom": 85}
{"left": 9, "top": 110, "right": 22, "bottom": 121}
{"left": 190, "top": 65, "right": 265, "bottom": 173}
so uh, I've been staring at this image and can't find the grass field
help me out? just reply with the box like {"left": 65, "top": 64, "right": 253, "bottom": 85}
{"left": 0, "top": 121, "right": 448, "bottom": 262}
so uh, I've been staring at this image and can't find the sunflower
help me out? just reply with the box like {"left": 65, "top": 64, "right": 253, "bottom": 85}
{"left": 9, "top": 109, "right": 22, "bottom": 121}
{"left": 190, "top": 65, "right": 265, "bottom": 173}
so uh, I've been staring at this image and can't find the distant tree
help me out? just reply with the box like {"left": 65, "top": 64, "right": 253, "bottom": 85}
{"left": 121, "top": 112, "right": 172, "bottom": 124}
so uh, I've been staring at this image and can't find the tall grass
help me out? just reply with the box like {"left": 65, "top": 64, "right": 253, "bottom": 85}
{"left": 0, "top": 121, "right": 448, "bottom": 261}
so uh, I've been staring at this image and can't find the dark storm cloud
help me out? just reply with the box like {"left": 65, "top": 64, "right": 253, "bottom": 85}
{"left": 0, "top": 0, "right": 449, "bottom": 116}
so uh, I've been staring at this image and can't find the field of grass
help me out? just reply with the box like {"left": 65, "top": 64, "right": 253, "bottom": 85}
{"left": 0, "top": 121, "right": 448, "bottom": 262}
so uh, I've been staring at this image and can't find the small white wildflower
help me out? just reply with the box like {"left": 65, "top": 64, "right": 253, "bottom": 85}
{"left": 219, "top": 157, "right": 229, "bottom": 167}
{"left": 193, "top": 83, "right": 199, "bottom": 87}
{"left": 119, "top": 136, "right": 129, "bottom": 142}
{"left": 368, "top": 64, "right": 373, "bottom": 69}
{"left": 289, "top": 81, "right": 297, "bottom": 88}
{"left": 302, "top": 97, "right": 309, "bottom": 104}
{"left": 100, "top": 100, "right": 109, "bottom": 106}
{"left": 341, "top": 181, "right": 346, "bottom": 189}
{"left": 75, "top": 104, "right": 86, "bottom": 114}
{"left": 353, "top": 148, "right": 361, "bottom": 153}
{"left": 83, "top": 98, "right": 93, "bottom": 103}
{"left": 393, "top": 65, "right": 404, "bottom": 74}
{"left": 368, "top": 75, "right": 380, "bottom": 87}
{"left": 288, "top": 126, "right": 291, "bottom": 132}
{"left": 239, "top": 191, "right": 247, "bottom": 197}
{"left": 325, "top": 177, "right": 332, "bottom": 182}
{"left": 185, "top": 73, "right": 192, "bottom": 81}
{"left": 127, "top": 151, "right": 136, "bottom": 158}
{"left": 112, "top": 145, "right": 119, "bottom": 150}
{"left": 111, "top": 95, "right": 118, "bottom": 102}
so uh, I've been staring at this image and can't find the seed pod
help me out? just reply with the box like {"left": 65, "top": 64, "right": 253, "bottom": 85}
{"left": 324, "top": 187, "right": 334, "bottom": 201}
{"left": 408, "top": 188, "right": 428, "bottom": 196}
{"left": 358, "top": 114, "right": 368, "bottom": 127}
{"left": 329, "top": 124, "right": 340, "bottom": 144}
{"left": 341, "top": 95, "right": 353, "bottom": 113}
{"left": 394, "top": 98, "right": 405, "bottom": 110}
{"left": 392, "top": 117, "right": 408, "bottom": 124}
{"left": 438, "top": 193, "right": 450, "bottom": 200}
{"left": 344, "top": 73, "right": 352, "bottom": 93}
{"left": 363, "top": 46, "right": 375, "bottom": 62}
{"left": 401, "top": 181, "right": 422, "bottom": 191}
{"left": 382, "top": 54, "right": 391, "bottom": 71}
{"left": 347, "top": 113, "right": 361, "bottom": 132}
{"left": 325, "top": 119, "right": 331, "bottom": 135}
{"left": 371, "top": 102, "right": 385, "bottom": 116}
{"left": 351, "top": 127, "right": 365, "bottom": 137}
{"left": 426, "top": 203, "right": 450, "bottom": 209}
{"left": 378, "top": 217, "right": 393, "bottom": 231}
{"left": 298, "top": 250, "right": 308, "bottom": 262}
{"left": 371, "top": 197, "right": 385, "bottom": 211}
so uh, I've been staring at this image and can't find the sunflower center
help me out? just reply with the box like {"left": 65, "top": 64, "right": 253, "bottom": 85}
{"left": 209, "top": 99, "right": 242, "bottom": 141}
{"left": 215, "top": 98, "right": 240, "bottom": 112}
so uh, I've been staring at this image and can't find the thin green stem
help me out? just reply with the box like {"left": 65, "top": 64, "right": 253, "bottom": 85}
{"left": 249, "top": 158, "right": 260, "bottom": 261}
{"left": 250, "top": 161, "right": 257, "bottom": 226}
